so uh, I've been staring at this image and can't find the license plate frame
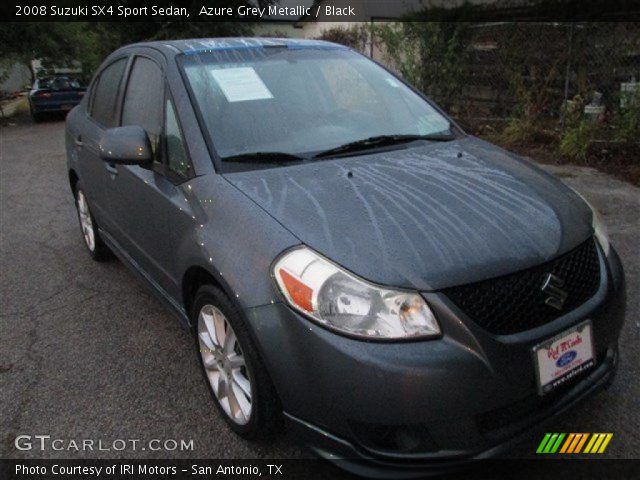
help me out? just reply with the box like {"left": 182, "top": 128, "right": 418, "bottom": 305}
{"left": 533, "top": 320, "right": 596, "bottom": 396}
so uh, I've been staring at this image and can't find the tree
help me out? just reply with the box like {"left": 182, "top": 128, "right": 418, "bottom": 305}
{"left": 374, "top": 22, "right": 471, "bottom": 111}
{"left": 0, "top": 0, "right": 279, "bottom": 80}
{"left": 0, "top": 23, "right": 99, "bottom": 82}
{"left": 315, "top": 25, "right": 369, "bottom": 53}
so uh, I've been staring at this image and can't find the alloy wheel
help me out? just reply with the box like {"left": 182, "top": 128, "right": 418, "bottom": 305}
{"left": 198, "top": 304, "right": 253, "bottom": 425}
{"left": 76, "top": 190, "right": 95, "bottom": 252}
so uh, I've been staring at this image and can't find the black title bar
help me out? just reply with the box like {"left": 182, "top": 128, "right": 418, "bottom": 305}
{"left": 1, "top": 0, "right": 640, "bottom": 22}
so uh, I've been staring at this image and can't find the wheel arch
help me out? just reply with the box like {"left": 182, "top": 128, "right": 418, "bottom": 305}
{"left": 181, "top": 265, "right": 235, "bottom": 324}
{"left": 68, "top": 168, "right": 79, "bottom": 198}
{"left": 184, "top": 263, "right": 285, "bottom": 429}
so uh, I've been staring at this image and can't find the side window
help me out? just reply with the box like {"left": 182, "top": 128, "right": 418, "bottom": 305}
{"left": 90, "top": 58, "right": 127, "bottom": 127}
{"left": 165, "top": 99, "right": 193, "bottom": 179}
{"left": 121, "top": 57, "right": 163, "bottom": 155}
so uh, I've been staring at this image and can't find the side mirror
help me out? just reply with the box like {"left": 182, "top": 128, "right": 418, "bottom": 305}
{"left": 99, "top": 125, "right": 152, "bottom": 165}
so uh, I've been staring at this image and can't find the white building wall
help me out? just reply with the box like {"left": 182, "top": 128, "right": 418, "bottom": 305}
{"left": 0, "top": 62, "right": 32, "bottom": 94}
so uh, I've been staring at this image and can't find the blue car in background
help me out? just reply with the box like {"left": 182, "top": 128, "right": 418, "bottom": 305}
{"left": 29, "top": 75, "right": 86, "bottom": 121}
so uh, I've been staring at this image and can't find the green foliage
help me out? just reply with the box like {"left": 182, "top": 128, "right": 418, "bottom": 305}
{"left": 560, "top": 121, "right": 599, "bottom": 160}
{"left": 614, "top": 91, "right": 640, "bottom": 143}
{"left": 374, "top": 22, "right": 470, "bottom": 111}
{"left": 495, "top": 24, "right": 569, "bottom": 122}
{"left": 501, "top": 117, "right": 542, "bottom": 144}
{"left": 615, "top": 107, "right": 640, "bottom": 143}
{"left": 315, "top": 25, "right": 369, "bottom": 52}
{"left": 373, "top": 20, "right": 638, "bottom": 165}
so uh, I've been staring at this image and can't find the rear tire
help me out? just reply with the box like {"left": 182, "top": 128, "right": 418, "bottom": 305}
{"left": 74, "top": 182, "right": 112, "bottom": 262}
{"left": 29, "top": 102, "right": 44, "bottom": 122}
{"left": 192, "top": 285, "right": 281, "bottom": 439}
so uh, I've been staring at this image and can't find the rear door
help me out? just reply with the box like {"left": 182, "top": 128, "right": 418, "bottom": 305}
{"left": 109, "top": 51, "right": 195, "bottom": 297}
{"left": 74, "top": 56, "right": 129, "bottom": 234}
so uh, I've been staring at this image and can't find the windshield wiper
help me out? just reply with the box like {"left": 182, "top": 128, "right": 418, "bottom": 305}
{"left": 313, "top": 132, "right": 456, "bottom": 159}
{"left": 222, "top": 152, "right": 307, "bottom": 164}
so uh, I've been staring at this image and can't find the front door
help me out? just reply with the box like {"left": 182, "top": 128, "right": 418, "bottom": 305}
{"left": 108, "top": 53, "right": 190, "bottom": 297}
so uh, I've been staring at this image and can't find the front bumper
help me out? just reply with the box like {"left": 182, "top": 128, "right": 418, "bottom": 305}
{"left": 285, "top": 346, "right": 618, "bottom": 478}
{"left": 243, "top": 246, "right": 625, "bottom": 473}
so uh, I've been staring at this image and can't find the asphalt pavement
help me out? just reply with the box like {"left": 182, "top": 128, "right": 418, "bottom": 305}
{"left": 1, "top": 115, "right": 638, "bottom": 469}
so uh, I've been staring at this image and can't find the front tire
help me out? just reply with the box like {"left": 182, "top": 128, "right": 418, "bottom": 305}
{"left": 192, "top": 285, "right": 281, "bottom": 439}
{"left": 74, "top": 182, "right": 111, "bottom": 261}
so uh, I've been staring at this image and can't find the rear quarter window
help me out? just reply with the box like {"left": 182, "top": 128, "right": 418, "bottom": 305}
{"left": 90, "top": 57, "right": 127, "bottom": 128}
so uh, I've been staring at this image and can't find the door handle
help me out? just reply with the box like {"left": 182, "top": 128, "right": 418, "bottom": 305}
{"left": 105, "top": 163, "right": 118, "bottom": 175}
{"left": 74, "top": 135, "right": 83, "bottom": 147}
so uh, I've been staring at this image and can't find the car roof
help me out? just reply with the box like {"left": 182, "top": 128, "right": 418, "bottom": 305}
{"left": 121, "top": 37, "right": 346, "bottom": 56}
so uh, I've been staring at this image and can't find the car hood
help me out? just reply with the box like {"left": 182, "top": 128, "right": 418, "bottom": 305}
{"left": 224, "top": 136, "right": 593, "bottom": 291}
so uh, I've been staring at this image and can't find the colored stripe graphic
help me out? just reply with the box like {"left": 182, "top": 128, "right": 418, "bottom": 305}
{"left": 543, "top": 433, "right": 559, "bottom": 453}
{"left": 550, "top": 433, "right": 565, "bottom": 453}
{"left": 559, "top": 433, "right": 575, "bottom": 453}
{"left": 584, "top": 433, "right": 599, "bottom": 453}
{"left": 573, "top": 433, "right": 589, "bottom": 453}
{"left": 597, "top": 433, "right": 613, "bottom": 453}
{"left": 567, "top": 433, "right": 578, "bottom": 453}
{"left": 585, "top": 433, "right": 614, "bottom": 453}
{"left": 538, "top": 433, "right": 613, "bottom": 454}
{"left": 536, "top": 433, "right": 552, "bottom": 453}
{"left": 536, "top": 433, "right": 565, "bottom": 453}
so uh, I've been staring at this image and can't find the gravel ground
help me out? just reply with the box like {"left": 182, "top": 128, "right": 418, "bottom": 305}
{"left": 1, "top": 116, "right": 638, "bottom": 469}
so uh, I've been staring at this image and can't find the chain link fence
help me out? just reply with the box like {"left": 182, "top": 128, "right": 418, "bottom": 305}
{"left": 452, "top": 23, "right": 639, "bottom": 135}
{"left": 336, "top": 22, "right": 640, "bottom": 161}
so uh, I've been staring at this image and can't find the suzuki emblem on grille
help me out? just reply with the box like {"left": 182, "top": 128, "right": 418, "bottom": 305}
{"left": 541, "top": 273, "right": 568, "bottom": 310}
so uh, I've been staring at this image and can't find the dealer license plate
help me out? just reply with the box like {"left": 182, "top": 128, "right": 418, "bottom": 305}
{"left": 533, "top": 321, "right": 595, "bottom": 395}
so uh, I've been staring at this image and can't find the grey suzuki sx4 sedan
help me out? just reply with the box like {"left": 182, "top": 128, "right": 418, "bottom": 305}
{"left": 65, "top": 38, "right": 625, "bottom": 473}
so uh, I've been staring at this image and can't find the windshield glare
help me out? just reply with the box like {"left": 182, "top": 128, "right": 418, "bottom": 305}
{"left": 182, "top": 47, "right": 451, "bottom": 163}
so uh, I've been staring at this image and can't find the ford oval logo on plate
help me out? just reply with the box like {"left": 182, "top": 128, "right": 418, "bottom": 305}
{"left": 556, "top": 350, "right": 577, "bottom": 368}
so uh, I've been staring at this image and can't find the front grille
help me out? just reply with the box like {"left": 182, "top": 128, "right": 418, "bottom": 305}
{"left": 442, "top": 238, "right": 601, "bottom": 335}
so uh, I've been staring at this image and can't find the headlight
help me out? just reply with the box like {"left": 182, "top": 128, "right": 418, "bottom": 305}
{"left": 273, "top": 246, "right": 440, "bottom": 340}
{"left": 570, "top": 188, "right": 610, "bottom": 256}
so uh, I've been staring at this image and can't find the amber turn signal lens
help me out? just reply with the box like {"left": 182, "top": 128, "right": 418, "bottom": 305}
{"left": 278, "top": 268, "right": 314, "bottom": 312}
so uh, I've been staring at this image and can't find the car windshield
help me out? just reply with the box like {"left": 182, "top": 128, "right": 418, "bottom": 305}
{"left": 181, "top": 46, "right": 452, "bottom": 165}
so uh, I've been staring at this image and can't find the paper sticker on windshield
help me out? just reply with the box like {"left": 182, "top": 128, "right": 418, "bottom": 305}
{"left": 209, "top": 67, "right": 273, "bottom": 103}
